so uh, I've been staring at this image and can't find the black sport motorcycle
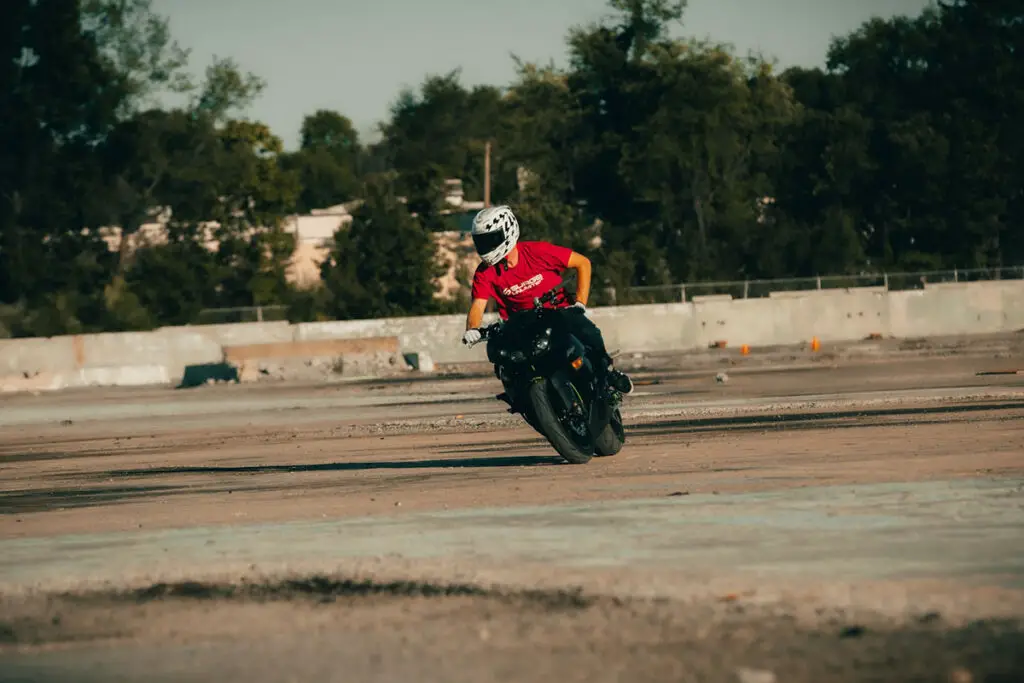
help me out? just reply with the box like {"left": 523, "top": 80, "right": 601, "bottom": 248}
{"left": 466, "top": 284, "right": 627, "bottom": 464}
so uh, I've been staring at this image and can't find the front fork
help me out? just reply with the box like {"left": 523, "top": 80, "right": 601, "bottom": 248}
{"left": 494, "top": 367, "right": 535, "bottom": 422}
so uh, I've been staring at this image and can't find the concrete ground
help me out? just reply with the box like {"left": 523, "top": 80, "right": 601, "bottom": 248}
{"left": 1, "top": 335, "right": 1023, "bottom": 682}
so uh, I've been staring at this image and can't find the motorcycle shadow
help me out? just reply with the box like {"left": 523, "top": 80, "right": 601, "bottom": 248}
{"left": 414, "top": 453, "right": 564, "bottom": 468}
{"left": 91, "top": 451, "right": 567, "bottom": 479}
{"left": 436, "top": 436, "right": 564, "bottom": 465}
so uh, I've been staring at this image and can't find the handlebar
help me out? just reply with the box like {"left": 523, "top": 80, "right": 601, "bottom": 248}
{"left": 462, "top": 281, "right": 574, "bottom": 348}
{"left": 532, "top": 286, "right": 564, "bottom": 309}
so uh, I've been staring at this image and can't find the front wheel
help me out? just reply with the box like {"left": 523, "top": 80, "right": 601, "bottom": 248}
{"left": 528, "top": 380, "right": 593, "bottom": 465}
{"left": 594, "top": 408, "right": 625, "bottom": 457}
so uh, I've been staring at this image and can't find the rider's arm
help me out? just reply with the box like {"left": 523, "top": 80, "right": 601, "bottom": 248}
{"left": 466, "top": 297, "right": 489, "bottom": 330}
{"left": 567, "top": 252, "right": 592, "bottom": 306}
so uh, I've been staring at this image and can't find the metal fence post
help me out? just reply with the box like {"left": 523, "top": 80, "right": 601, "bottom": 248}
{"left": 816, "top": 276, "right": 822, "bottom": 290}
{"left": 680, "top": 285, "right": 686, "bottom": 302}
{"left": 743, "top": 280, "right": 749, "bottom": 299}
{"left": 883, "top": 272, "right": 889, "bottom": 290}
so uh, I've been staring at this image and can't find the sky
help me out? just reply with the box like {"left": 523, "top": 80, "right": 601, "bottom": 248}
{"left": 152, "top": 0, "right": 933, "bottom": 150}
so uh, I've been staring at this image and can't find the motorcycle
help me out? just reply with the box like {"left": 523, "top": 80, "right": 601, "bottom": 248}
{"left": 466, "top": 283, "right": 627, "bottom": 465}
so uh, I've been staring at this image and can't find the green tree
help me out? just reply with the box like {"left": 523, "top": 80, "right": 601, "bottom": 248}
{"left": 202, "top": 120, "right": 299, "bottom": 311}
{"left": 192, "top": 56, "right": 266, "bottom": 122}
{"left": 503, "top": 61, "right": 584, "bottom": 203}
{"left": 775, "top": 0, "right": 1024, "bottom": 272}
{"left": 301, "top": 109, "right": 361, "bottom": 161}
{"left": 510, "top": 173, "right": 594, "bottom": 253}
{"left": 283, "top": 110, "right": 363, "bottom": 212}
{"left": 768, "top": 72, "right": 873, "bottom": 276}
{"left": 80, "top": 0, "right": 193, "bottom": 116}
{"left": 124, "top": 236, "right": 217, "bottom": 325}
{"left": 562, "top": 0, "right": 799, "bottom": 282}
{"left": 320, "top": 180, "right": 444, "bottom": 319}
{"left": 0, "top": 0, "right": 126, "bottom": 334}
{"left": 102, "top": 109, "right": 217, "bottom": 271}
{"left": 102, "top": 54, "right": 267, "bottom": 262}
{"left": 108, "top": 114, "right": 298, "bottom": 323}
{"left": 1, "top": 0, "right": 301, "bottom": 335}
{"left": 380, "top": 71, "right": 513, "bottom": 228}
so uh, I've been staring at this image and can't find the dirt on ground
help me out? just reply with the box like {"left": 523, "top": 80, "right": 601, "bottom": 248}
{"left": 1, "top": 344, "right": 1023, "bottom": 682}
{"left": 0, "top": 398, "right": 1022, "bottom": 539}
{"left": 2, "top": 577, "right": 1023, "bottom": 683}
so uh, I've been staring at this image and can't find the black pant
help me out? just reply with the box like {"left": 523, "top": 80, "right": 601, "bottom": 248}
{"left": 558, "top": 308, "right": 613, "bottom": 373}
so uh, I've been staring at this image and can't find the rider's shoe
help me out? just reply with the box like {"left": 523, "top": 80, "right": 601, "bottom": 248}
{"left": 607, "top": 368, "right": 634, "bottom": 395}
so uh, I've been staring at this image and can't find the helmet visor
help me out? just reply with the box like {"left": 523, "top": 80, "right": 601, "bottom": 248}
{"left": 472, "top": 230, "right": 505, "bottom": 256}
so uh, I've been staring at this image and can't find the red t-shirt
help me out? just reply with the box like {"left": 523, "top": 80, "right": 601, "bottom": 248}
{"left": 471, "top": 241, "right": 573, "bottom": 320}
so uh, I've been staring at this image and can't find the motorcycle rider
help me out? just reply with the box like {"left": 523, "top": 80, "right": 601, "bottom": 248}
{"left": 461, "top": 204, "right": 634, "bottom": 396}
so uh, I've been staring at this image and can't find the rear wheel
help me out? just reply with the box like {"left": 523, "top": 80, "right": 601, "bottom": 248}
{"left": 528, "top": 380, "right": 593, "bottom": 465}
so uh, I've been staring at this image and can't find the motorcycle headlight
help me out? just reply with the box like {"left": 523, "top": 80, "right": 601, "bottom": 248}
{"left": 532, "top": 327, "right": 553, "bottom": 355}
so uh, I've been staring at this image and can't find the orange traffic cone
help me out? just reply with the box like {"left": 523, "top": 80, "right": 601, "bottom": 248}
{"left": 810, "top": 337, "right": 821, "bottom": 352}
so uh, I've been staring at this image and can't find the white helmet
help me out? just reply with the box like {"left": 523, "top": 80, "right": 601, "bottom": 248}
{"left": 471, "top": 205, "right": 519, "bottom": 266}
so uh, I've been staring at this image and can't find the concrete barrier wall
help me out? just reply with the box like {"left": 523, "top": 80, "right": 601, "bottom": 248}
{"left": 590, "top": 303, "right": 696, "bottom": 354}
{"left": 0, "top": 336, "right": 79, "bottom": 375}
{"left": 295, "top": 313, "right": 501, "bottom": 364}
{"left": 162, "top": 321, "right": 295, "bottom": 347}
{"left": 1003, "top": 282, "right": 1024, "bottom": 330}
{"left": 888, "top": 282, "right": 1013, "bottom": 338}
{"left": 2, "top": 280, "right": 1022, "bottom": 391}
{"left": 223, "top": 337, "right": 400, "bottom": 362}
{"left": 81, "top": 330, "right": 222, "bottom": 382}
{"left": 729, "top": 287, "right": 890, "bottom": 348}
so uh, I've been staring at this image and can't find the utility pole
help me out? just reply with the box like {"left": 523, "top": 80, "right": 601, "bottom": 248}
{"left": 484, "top": 140, "right": 491, "bottom": 207}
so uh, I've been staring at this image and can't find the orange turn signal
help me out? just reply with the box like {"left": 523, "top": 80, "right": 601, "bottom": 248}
{"left": 570, "top": 357, "right": 583, "bottom": 370}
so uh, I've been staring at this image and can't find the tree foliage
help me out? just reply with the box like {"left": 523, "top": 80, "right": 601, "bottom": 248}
{"left": 80, "top": 0, "right": 193, "bottom": 115}
{"left": 1, "top": 0, "right": 1020, "bottom": 336}
{"left": 319, "top": 180, "right": 443, "bottom": 319}
{"left": 282, "top": 110, "right": 363, "bottom": 212}
{"left": 0, "top": 0, "right": 293, "bottom": 335}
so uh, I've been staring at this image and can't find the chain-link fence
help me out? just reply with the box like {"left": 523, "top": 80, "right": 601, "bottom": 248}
{"left": 597, "top": 266, "right": 1024, "bottom": 306}
{"left": 192, "top": 267, "right": 1024, "bottom": 320}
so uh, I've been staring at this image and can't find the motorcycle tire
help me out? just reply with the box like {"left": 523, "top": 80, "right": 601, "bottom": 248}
{"left": 594, "top": 408, "right": 625, "bottom": 457}
{"left": 528, "top": 380, "right": 593, "bottom": 465}
{"left": 521, "top": 407, "right": 542, "bottom": 435}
